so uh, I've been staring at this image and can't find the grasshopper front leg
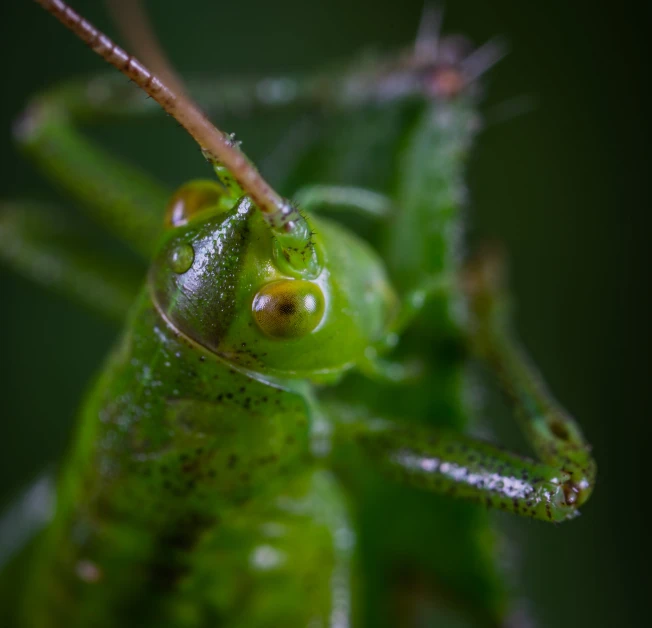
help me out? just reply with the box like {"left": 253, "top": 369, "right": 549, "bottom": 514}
{"left": 331, "top": 252, "right": 596, "bottom": 523}
{"left": 463, "top": 249, "right": 596, "bottom": 512}
{"left": 334, "top": 412, "right": 590, "bottom": 523}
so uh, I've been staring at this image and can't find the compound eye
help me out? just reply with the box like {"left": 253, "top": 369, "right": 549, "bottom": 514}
{"left": 252, "top": 280, "right": 325, "bottom": 338}
{"left": 165, "top": 180, "right": 225, "bottom": 228}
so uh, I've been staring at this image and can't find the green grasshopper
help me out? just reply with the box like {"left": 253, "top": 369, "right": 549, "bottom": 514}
{"left": 0, "top": 0, "right": 596, "bottom": 626}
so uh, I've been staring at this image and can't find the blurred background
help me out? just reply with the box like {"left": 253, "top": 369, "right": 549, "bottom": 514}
{"left": 0, "top": 0, "right": 649, "bottom": 626}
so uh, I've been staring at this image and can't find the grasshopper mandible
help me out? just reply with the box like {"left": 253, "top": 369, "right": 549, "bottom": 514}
{"left": 0, "top": 1, "right": 596, "bottom": 626}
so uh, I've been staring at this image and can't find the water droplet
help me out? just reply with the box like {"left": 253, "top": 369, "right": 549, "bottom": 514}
{"left": 169, "top": 244, "right": 194, "bottom": 274}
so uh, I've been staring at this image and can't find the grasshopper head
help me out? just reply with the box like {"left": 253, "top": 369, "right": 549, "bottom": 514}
{"left": 150, "top": 182, "right": 398, "bottom": 381}
{"left": 35, "top": 0, "right": 398, "bottom": 382}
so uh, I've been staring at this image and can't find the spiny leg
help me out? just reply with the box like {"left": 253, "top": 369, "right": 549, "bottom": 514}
{"left": 463, "top": 249, "right": 596, "bottom": 509}
{"left": 331, "top": 253, "right": 596, "bottom": 522}
{"left": 0, "top": 202, "right": 141, "bottom": 321}
{"left": 332, "top": 407, "right": 581, "bottom": 523}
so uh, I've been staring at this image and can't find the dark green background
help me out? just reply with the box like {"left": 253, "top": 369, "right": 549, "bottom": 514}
{"left": 1, "top": 1, "right": 649, "bottom": 626}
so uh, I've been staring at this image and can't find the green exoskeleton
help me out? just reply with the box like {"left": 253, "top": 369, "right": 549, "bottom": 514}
{"left": 0, "top": 1, "right": 597, "bottom": 626}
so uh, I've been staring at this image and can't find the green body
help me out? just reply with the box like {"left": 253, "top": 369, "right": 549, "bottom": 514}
{"left": 1, "top": 7, "right": 596, "bottom": 626}
{"left": 20, "top": 195, "right": 395, "bottom": 625}
{"left": 27, "top": 291, "right": 350, "bottom": 626}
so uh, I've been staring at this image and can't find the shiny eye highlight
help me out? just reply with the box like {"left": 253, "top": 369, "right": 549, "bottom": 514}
{"left": 252, "top": 280, "right": 325, "bottom": 338}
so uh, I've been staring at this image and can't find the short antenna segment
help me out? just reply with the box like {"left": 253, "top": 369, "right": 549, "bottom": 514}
{"left": 35, "top": 0, "right": 315, "bottom": 269}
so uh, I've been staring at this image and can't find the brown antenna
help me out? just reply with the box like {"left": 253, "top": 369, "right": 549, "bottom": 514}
{"left": 104, "top": 0, "right": 187, "bottom": 101}
{"left": 35, "top": 0, "right": 316, "bottom": 271}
